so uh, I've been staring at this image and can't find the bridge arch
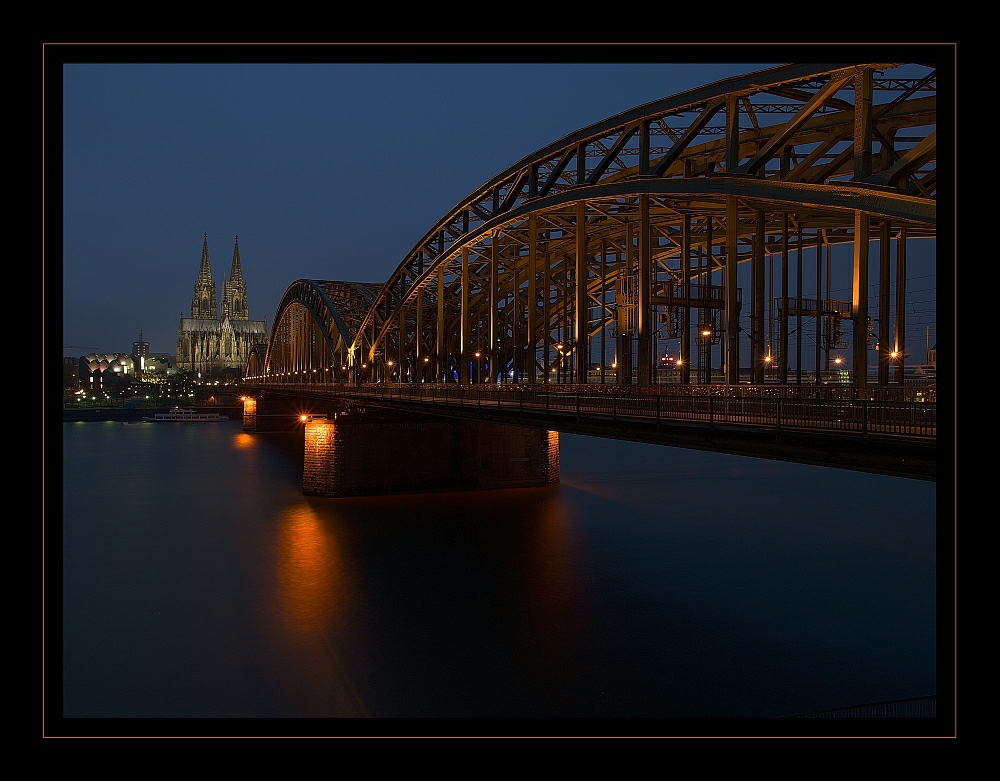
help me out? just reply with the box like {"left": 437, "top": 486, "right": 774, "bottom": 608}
{"left": 245, "top": 279, "right": 383, "bottom": 384}
{"left": 344, "top": 61, "right": 938, "bottom": 389}
{"left": 245, "top": 342, "right": 267, "bottom": 379}
{"left": 255, "top": 61, "right": 940, "bottom": 389}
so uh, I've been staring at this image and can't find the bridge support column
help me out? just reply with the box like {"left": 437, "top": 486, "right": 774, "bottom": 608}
{"left": 752, "top": 209, "right": 766, "bottom": 384}
{"left": 302, "top": 412, "right": 559, "bottom": 498}
{"left": 461, "top": 247, "right": 470, "bottom": 384}
{"left": 681, "top": 213, "right": 691, "bottom": 384}
{"left": 726, "top": 195, "right": 739, "bottom": 385}
{"left": 637, "top": 194, "right": 652, "bottom": 385}
{"left": 575, "top": 200, "right": 589, "bottom": 385}
{"left": 894, "top": 227, "right": 907, "bottom": 384}
{"left": 528, "top": 213, "right": 537, "bottom": 384}
{"left": 852, "top": 210, "right": 870, "bottom": 387}
{"left": 437, "top": 267, "right": 446, "bottom": 382}
{"left": 780, "top": 213, "right": 789, "bottom": 385}
{"left": 878, "top": 220, "right": 891, "bottom": 386}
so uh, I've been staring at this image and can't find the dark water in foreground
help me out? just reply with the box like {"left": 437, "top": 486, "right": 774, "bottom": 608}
{"left": 62, "top": 420, "right": 935, "bottom": 718}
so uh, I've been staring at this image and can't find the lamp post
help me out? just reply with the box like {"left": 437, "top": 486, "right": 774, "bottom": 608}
{"left": 833, "top": 355, "right": 844, "bottom": 383}
{"left": 889, "top": 350, "right": 902, "bottom": 385}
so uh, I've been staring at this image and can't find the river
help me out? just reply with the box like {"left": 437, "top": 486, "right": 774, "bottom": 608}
{"left": 62, "top": 419, "right": 936, "bottom": 719}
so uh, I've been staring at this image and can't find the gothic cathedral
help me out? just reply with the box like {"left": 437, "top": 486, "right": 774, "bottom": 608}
{"left": 176, "top": 234, "right": 268, "bottom": 375}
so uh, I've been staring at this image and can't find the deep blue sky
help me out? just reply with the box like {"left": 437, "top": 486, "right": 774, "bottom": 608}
{"left": 62, "top": 61, "right": 936, "bottom": 358}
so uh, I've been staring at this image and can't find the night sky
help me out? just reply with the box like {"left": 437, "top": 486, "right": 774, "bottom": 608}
{"left": 61, "top": 58, "right": 936, "bottom": 359}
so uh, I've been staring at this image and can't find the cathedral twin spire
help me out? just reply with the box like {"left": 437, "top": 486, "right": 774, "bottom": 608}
{"left": 190, "top": 233, "right": 249, "bottom": 321}
{"left": 229, "top": 235, "right": 244, "bottom": 285}
{"left": 191, "top": 233, "right": 217, "bottom": 319}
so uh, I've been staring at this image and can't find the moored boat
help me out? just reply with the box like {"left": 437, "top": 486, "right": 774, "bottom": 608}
{"left": 143, "top": 407, "right": 229, "bottom": 422}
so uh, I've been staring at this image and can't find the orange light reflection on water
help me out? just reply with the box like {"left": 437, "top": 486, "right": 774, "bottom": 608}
{"left": 277, "top": 503, "right": 343, "bottom": 637}
{"left": 522, "top": 492, "right": 584, "bottom": 679}
{"left": 233, "top": 433, "right": 256, "bottom": 449}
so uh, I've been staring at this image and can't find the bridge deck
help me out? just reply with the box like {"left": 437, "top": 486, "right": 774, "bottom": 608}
{"left": 245, "top": 383, "right": 936, "bottom": 481}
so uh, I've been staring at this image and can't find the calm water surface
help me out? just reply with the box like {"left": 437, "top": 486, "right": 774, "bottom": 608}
{"left": 62, "top": 420, "right": 935, "bottom": 718}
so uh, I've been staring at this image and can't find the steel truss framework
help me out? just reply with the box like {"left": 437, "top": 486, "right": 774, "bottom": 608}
{"left": 247, "top": 62, "right": 939, "bottom": 390}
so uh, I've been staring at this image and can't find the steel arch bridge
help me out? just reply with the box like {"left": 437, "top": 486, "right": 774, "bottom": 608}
{"left": 246, "top": 61, "right": 938, "bottom": 394}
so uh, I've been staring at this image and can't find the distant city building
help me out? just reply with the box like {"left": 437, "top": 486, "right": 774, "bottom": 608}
{"left": 176, "top": 234, "right": 268, "bottom": 376}
{"left": 63, "top": 356, "right": 81, "bottom": 393}
{"left": 927, "top": 343, "right": 936, "bottom": 367}
{"left": 79, "top": 353, "right": 134, "bottom": 393}
{"left": 132, "top": 331, "right": 150, "bottom": 375}
{"left": 143, "top": 352, "right": 178, "bottom": 376}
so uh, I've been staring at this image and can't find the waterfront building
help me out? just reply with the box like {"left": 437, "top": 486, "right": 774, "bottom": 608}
{"left": 78, "top": 353, "right": 135, "bottom": 394}
{"left": 63, "top": 356, "right": 81, "bottom": 393}
{"left": 176, "top": 234, "right": 267, "bottom": 376}
{"left": 143, "top": 353, "right": 177, "bottom": 376}
{"left": 130, "top": 331, "right": 150, "bottom": 380}
{"left": 131, "top": 331, "right": 150, "bottom": 375}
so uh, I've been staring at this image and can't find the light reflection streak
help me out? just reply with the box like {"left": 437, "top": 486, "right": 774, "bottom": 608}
{"left": 274, "top": 502, "right": 369, "bottom": 716}
{"left": 233, "top": 433, "right": 256, "bottom": 449}
{"left": 277, "top": 503, "right": 342, "bottom": 637}
{"left": 523, "top": 492, "right": 584, "bottom": 680}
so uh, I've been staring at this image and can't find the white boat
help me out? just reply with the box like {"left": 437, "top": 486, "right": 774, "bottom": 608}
{"left": 143, "top": 407, "right": 229, "bottom": 422}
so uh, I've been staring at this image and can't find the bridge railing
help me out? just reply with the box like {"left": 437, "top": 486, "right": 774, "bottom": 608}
{"left": 250, "top": 378, "right": 936, "bottom": 403}
{"left": 256, "top": 382, "right": 936, "bottom": 439}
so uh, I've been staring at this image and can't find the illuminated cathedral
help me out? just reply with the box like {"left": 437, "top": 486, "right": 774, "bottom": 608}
{"left": 176, "top": 234, "right": 268, "bottom": 375}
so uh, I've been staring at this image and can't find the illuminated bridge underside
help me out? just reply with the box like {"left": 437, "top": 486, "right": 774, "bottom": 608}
{"left": 245, "top": 62, "right": 938, "bottom": 477}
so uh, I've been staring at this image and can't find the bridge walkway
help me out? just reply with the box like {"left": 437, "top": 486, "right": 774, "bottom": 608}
{"left": 272, "top": 383, "right": 936, "bottom": 440}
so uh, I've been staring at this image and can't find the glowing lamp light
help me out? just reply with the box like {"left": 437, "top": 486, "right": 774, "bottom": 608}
{"left": 834, "top": 357, "right": 843, "bottom": 365}
{"left": 387, "top": 360, "right": 394, "bottom": 366}
{"left": 300, "top": 415, "right": 308, "bottom": 422}
{"left": 701, "top": 330, "right": 711, "bottom": 336}
{"left": 764, "top": 355, "right": 773, "bottom": 363}
{"left": 423, "top": 358, "right": 429, "bottom": 363}
{"left": 890, "top": 351, "right": 899, "bottom": 358}
{"left": 475, "top": 352, "right": 481, "bottom": 358}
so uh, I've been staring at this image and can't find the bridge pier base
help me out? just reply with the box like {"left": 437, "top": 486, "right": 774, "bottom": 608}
{"left": 302, "top": 411, "right": 559, "bottom": 498}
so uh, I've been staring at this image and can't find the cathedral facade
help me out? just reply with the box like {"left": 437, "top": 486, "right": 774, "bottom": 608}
{"left": 176, "top": 234, "right": 268, "bottom": 375}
